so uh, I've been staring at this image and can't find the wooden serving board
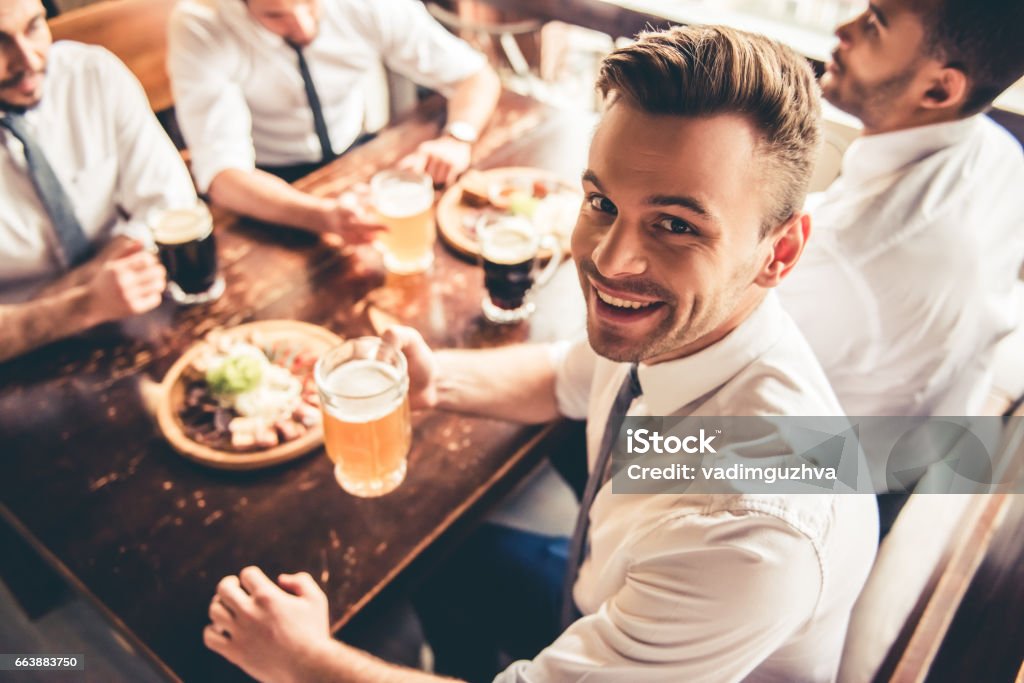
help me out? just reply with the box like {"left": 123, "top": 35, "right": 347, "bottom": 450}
{"left": 437, "top": 166, "right": 581, "bottom": 260}
{"left": 156, "top": 320, "right": 342, "bottom": 471}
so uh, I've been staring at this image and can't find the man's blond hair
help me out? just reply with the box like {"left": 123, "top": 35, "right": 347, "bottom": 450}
{"left": 596, "top": 25, "right": 821, "bottom": 234}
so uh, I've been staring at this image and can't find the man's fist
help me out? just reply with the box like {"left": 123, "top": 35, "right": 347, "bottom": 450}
{"left": 381, "top": 325, "right": 438, "bottom": 409}
{"left": 400, "top": 136, "right": 473, "bottom": 187}
{"left": 86, "top": 240, "right": 166, "bottom": 324}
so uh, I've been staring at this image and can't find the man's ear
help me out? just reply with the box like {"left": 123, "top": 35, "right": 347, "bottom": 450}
{"left": 755, "top": 212, "right": 810, "bottom": 288}
{"left": 921, "top": 65, "right": 969, "bottom": 112}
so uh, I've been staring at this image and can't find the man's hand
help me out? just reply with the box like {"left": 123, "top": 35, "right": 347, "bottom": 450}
{"left": 382, "top": 325, "right": 438, "bottom": 409}
{"left": 401, "top": 136, "right": 473, "bottom": 187}
{"left": 205, "top": 567, "right": 333, "bottom": 683}
{"left": 84, "top": 239, "right": 166, "bottom": 326}
{"left": 316, "top": 197, "right": 388, "bottom": 247}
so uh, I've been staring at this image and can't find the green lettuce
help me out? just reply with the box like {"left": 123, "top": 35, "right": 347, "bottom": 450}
{"left": 206, "top": 353, "right": 264, "bottom": 395}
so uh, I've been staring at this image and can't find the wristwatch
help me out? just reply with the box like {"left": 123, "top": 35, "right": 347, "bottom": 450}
{"left": 444, "top": 120, "right": 479, "bottom": 144}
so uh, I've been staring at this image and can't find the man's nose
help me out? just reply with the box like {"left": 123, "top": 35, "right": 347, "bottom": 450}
{"left": 591, "top": 219, "right": 648, "bottom": 279}
{"left": 834, "top": 15, "right": 856, "bottom": 48}
{"left": 289, "top": 7, "right": 318, "bottom": 45}
{"left": 7, "top": 36, "right": 44, "bottom": 75}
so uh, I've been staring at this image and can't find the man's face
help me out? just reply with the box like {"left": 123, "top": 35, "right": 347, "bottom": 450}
{"left": 572, "top": 100, "right": 776, "bottom": 364}
{"left": 246, "top": 0, "right": 320, "bottom": 46}
{"left": 821, "top": 0, "right": 940, "bottom": 131}
{"left": 0, "top": 0, "right": 50, "bottom": 109}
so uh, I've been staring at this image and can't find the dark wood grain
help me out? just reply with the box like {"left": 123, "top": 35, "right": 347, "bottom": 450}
{"left": 0, "top": 91, "right": 590, "bottom": 682}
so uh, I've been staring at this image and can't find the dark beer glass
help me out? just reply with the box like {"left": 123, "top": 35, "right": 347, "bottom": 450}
{"left": 151, "top": 203, "right": 224, "bottom": 305}
{"left": 477, "top": 216, "right": 562, "bottom": 324}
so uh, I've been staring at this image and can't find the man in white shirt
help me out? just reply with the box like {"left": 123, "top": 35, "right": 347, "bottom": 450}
{"left": 0, "top": 0, "right": 198, "bottom": 362}
{"left": 201, "top": 26, "right": 878, "bottom": 683}
{"left": 168, "top": 0, "right": 501, "bottom": 244}
{"left": 779, "top": 0, "right": 1024, "bottom": 416}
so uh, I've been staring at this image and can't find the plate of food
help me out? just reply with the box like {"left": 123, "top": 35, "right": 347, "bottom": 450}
{"left": 436, "top": 166, "right": 582, "bottom": 260}
{"left": 156, "top": 320, "right": 342, "bottom": 470}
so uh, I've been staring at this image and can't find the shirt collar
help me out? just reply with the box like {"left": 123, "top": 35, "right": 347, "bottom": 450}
{"left": 839, "top": 115, "right": 981, "bottom": 184}
{"left": 217, "top": 0, "right": 288, "bottom": 48}
{"left": 636, "top": 291, "right": 787, "bottom": 415}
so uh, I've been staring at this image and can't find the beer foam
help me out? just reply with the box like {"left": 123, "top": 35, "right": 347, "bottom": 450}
{"left": 374, "top": 181, "right": 433, "bottom": 218}
{"left": 322, "top": 359, "right": 406, "bottom": 423}
{"left": 152, "top": 207, "right": 212, "bottom": 244}
{"left": 480, "top": 224, "right": 538, "bottom": 265}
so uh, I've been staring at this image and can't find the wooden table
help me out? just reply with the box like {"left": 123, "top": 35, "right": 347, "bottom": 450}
{"left": 0, "top": 91, "right": 592, "bottom": 682}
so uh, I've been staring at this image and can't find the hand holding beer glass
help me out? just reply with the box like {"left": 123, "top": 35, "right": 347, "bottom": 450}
{"left": 370, "top": 169, "right": 436, "bottom": 274}
{"left": 150, "top": 202, "right": 224, "bottom": 305}
{"left": 315, "top": 338, "right": 412, "bottom": 497}
{"left": 477, "top": 215, "right": 563, "bottom": 324}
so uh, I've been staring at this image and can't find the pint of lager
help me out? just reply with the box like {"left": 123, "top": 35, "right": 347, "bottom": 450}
{"left": 151, "top": 202, "right": 224, "bottom": 305}
{"left": 477, "top": 216, "right": 563, "bottom": 324}
{"left": 370, "top": 169, "right": 436, "bottom": 274}
{"left": 315, "top": 338, "right": 412, "bottom": 497}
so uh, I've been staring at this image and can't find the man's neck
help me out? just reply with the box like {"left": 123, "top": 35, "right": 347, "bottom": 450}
{"left": 861, "top": 108, "right": 967, "bottom": 137}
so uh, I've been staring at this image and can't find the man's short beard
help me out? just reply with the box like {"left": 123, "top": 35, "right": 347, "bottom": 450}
{"left": 0, "top": 67, "right": 46, "bottom": 109}
{"left": 827, "top": 65, "right": 918, "bottom": 129}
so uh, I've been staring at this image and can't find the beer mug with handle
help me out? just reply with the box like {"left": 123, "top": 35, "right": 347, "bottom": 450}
{"left": 476, "top": 215, "right": 564, "bottom": 324}
{"left": 315, "top": 337, "right": 412, "bottom": 497}
{"left": 150, "top": 201, "right": 224, "bottom": 305}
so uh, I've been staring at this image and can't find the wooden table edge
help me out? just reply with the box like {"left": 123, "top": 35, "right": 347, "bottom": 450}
{"left": 0, "top": 502, "right": 183, "bottom": 683}
{"left": 331, "top": 418, "right": 563, "bottom": 631}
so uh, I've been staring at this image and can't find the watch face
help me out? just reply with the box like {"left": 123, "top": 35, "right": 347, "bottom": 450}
{"left": 447, "top": 121, "right": 478, "bottom": 143}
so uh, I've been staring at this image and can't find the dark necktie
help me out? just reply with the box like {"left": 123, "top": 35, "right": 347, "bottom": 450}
{"left": 289, "top": 43, "right": 334, "bottom": 163}
{"left": 559, "top": 362, "right": 642, "bottom": 629}
{"left": 0, "top": 112, "right": 91, "bottom": 268}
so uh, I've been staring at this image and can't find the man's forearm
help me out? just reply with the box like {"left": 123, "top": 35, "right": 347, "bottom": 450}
{"left": 447, "top": 65, "right": 501, "bottom": 134}
{"left": 33, "top": 236, "right": 134, "bottom": 298}
{"left": 208, "top": 168, "right": 332, "bottom": 234}
{"left": 0, "top": 286, "right": 97, "bottom": 363}
{"left": 434, "top": 344, "right": 561, "bottom": 423}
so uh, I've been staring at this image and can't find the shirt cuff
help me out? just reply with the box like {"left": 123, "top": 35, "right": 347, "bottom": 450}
{"left": 190, "top": 147, "right": 256, "bottom": 195}
{"left": 493, "top": 659, "right": 532, "bottom": 683}
{"left": 110, "top": 218, "right": 154, "bottom": 250}
{"left": 551, "top": 337, "right": 594, "bottom": 420}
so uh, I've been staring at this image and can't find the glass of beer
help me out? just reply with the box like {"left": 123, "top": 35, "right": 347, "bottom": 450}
{"left": 370, "top": 169, "right": 436, "bottom": 274}
{"left": 315, "top": 337, "right": 412, "bottom": 497}
{"left": 151, "top": 202, "right": 224, "bottom": 305}
{"left": 477, "top": 215, "right": 563, "bottom": 324}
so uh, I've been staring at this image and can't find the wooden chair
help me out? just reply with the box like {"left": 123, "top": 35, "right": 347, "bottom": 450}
{"left": 48, "top": 0, "right": 177, "bottom": 113}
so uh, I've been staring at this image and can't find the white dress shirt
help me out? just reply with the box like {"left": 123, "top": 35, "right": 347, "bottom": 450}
{"left": 168, "top": 0, "right": 486, "bottom": 192}
{"left": 0, "top": 42, "right": 197, "bottom": 304}
{"left": 497, "top": 293, "right": 879, "bottom": 683}
{"left": 779, "top": 116, "right": 1024, "bottom": 416}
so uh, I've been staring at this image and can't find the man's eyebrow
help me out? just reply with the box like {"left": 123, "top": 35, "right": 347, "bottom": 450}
{"left": 646, "top": 193, "right": 715, "bottom": 221}
{"left": 582, "top": 169, "right": 720, "bottom": 225}
{"left": 0, "top": 13, "right": 44, "bottom": 41}
{"left": 868, "top": 3, "right": 888, "bottom": 27}
{"left": 581, "top": 169, "right": 603, "bottom": 191}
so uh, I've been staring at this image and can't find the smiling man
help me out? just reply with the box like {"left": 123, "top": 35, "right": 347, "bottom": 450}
{"left": 779, "top": 0, "right": 1024, "bottom": 417}
{"left": 168, "top": 0, "right": 500, "bottom": 244}
{"left": 203, "top": 26, "right": 877, "bottom": 683}
{"left": 0, "top": 0, "right": 197, "bottom": 362}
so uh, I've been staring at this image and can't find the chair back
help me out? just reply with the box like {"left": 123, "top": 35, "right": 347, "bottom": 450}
{"left": 48, "top": 0, "right": 177, "bottom": 112}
